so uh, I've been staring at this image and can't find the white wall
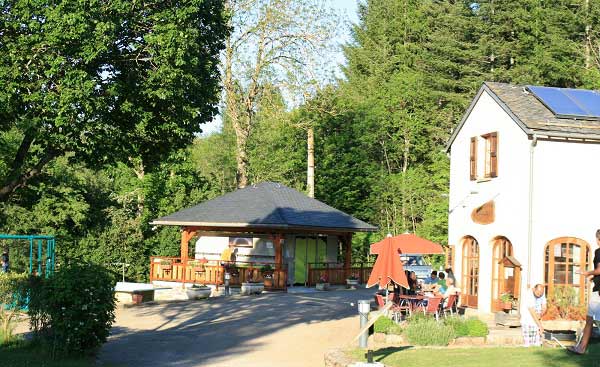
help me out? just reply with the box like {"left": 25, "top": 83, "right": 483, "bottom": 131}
{"left": 529, "top": 139, "right": 600, "bottom": 284}
{"left": 448, "top": 90, "right": 531, "bottom": 313}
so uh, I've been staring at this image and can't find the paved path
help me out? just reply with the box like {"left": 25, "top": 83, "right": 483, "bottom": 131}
{"left": 99, "top": 288, "right": 374, "bottom": 367}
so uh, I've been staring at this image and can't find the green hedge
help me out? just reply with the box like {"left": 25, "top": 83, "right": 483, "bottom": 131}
{"left": 374, "top": 316, "right": 402, "bottom": 335}
{"left": 404, "top": 317, "right": 456, "bottom": 346}
{"left": 444, "top": 316, "right": 488, "bottom": 337}
{"left": 28, "top": 263, "right": 116, "bottom": 356}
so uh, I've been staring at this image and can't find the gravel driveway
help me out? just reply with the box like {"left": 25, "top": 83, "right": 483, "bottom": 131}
{"left": 98, "top": 287, "right": 374, "bottom": 367}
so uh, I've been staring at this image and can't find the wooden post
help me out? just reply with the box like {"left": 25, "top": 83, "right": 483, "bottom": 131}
{"left": 344, "top": 234, "right": 352, "bottom": 279}
{"left": 180, "top": 228, "right": 197, "bottom": 286}
{"left": 274, "top": 234, "right": 283, "bottom": 270}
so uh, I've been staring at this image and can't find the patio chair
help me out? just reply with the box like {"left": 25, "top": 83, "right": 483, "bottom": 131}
{"left": 375, "top": 294, "right": 407, "bottom": 322}
{"left": 442, "top": 294, "right": 458, "bottom": 317}
{"left": 421, "top": 296, "right": 443, "bottom": 321}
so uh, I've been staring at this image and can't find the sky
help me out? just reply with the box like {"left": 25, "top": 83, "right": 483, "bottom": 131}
{"left": 200, "top": 0, "right": 361, "bottom": 136}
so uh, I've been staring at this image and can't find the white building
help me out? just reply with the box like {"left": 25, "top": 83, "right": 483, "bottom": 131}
{"left": 447, "top": 82, "right": 600, "bottom": 313}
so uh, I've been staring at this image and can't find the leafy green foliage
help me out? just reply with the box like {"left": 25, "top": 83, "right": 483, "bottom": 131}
{"left": 443, "top": 316, "right": 488, "bottom": 338}
{"left": 444, "top": 316, "right": 469, "bottom": 337}
{"left": 374, "top": 316, "right": 402, "bottom": 335}
{"left": 404, "top": 315, "right": 456, "bottom": 346}
{"left": 464, "top": 317, "right": 489, "bottom": 337}
{"left": 28, "top": 264, "right": 116, "bottom": 356}
{"left": 0, "top": 272, "right": 29, "bottom": 345}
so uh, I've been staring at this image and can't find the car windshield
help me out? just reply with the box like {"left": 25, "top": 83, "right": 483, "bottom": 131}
{"left": 400, "top": 255, "right": 427, "bottom": 266}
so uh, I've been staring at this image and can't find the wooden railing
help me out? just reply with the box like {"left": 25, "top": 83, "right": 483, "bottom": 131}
{"left": 307, "top": 262, "right": 374, "bottom": 286}
{"left": 149, "top": 257, "right": 287, "bottom": 291}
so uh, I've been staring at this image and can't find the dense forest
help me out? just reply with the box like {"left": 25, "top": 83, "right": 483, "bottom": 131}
{"left": 1, "top": 0, "right": 600, "bottom": 281}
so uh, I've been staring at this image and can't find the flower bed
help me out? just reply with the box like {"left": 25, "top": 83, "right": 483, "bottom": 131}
{"left": 370, "top": 314, "right": 489, "bottom": 347}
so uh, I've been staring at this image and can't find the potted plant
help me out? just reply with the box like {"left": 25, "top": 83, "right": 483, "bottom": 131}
{"left": 541, "top": 287, "right": 586, "bottom": 332}
{"left": 261, "top": 264, "right": 274, "bottom": 288}
{"left": 160, "top": 259, "right": 172, "bottom": 271}
{"left": 346, "top": 273, "right": 360, "bottom": 289}
{"left": 190, "top": 259, "right": 207, "bottom": 273}
{"left": 185, "top": 284, "right": 212, "bottom": 300}
{"left": 499, "top": 292, "right": 513, "bottom": 311}
{"left": 316, "top": 273, "right": 330, "bottom": 291}
{"left": 241, "top": 269, "right": 265, "bottom": 295}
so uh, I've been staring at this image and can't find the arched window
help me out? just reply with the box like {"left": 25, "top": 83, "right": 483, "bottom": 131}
{"left": 544, "top": 237, "right": 591, "bottom": 305}
{"left": 462, "top": 236, "right": 479, "bottom": 308}
{"left": 491, "top": 237, "right": 519, "bottom": 311}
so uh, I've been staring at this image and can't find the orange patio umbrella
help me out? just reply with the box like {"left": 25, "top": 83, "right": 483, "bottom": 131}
{"left": 366, "top": 236, "right": 409, "bottom": 289}
{"left": 370, "top": 233, "right": 444, "bottom": 255}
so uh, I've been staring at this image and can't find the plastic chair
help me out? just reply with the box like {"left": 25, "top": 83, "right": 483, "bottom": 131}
{"left": 442, "top": 294, "right": 458, "bottom": 317}
{"left": 422, "top": 296, "right": 443, "bottom": 321}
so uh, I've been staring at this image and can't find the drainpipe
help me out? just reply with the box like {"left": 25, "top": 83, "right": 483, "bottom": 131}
{"left": 527, "top": 134, "right": 538, "bottom": 289}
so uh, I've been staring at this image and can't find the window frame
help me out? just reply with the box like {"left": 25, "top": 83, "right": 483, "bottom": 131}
{"left": 544, "top": 237, "right": 591, "bottom": 305}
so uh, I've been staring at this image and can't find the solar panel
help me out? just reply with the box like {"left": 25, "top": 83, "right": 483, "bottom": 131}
{"left": 527, "top": 85, "right": 600, "bottom": 120}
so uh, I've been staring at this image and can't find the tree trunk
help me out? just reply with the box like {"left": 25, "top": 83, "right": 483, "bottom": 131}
{"left": 585, "top": 0, "right": 591, "bottom": 69}
{"left": 234, "top": 131, "right": 249, "bottom": 188}
{"left": 307, "top": 127, "right": 315, "bottom": 198}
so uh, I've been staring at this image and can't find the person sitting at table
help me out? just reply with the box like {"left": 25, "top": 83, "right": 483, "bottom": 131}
{"left": 408, "top": 271, "right": 419, "bottom": 294}
{"left": 442, "top": 278, "right": 460, "bottom": 306}
{"left": 437, "top": 272, "right": 447, "bottom": 293}
{"left": 424, "top": 270, "right": 438, "bottom": 284}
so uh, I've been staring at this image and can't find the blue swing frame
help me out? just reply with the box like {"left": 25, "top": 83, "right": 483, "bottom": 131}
{"left": 0, "top": 234, "right": 56, "bottom": 277}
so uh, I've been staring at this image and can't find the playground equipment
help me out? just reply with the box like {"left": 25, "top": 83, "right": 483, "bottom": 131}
{"left": 0, "top": 234, "right": 56, "bottom": 277}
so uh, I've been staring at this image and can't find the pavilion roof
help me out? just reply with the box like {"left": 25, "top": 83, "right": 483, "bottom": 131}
{"left": 151, "top": 182, "right": 377, "bottom": 233}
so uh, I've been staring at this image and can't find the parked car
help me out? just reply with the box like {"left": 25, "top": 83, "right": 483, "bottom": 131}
{"left": 400, "top": 254, "right": 432, "bottom": 281}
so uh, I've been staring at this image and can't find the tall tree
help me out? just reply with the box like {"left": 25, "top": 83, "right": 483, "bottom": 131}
{"left": 0, "top": 0, "right": 228, "bottom": 202}
{"left": 221, "top": 0, "right": 337, "bottom": 188}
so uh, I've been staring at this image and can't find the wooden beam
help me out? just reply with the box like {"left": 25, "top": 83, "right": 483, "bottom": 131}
{"left": 180, "top": 227, "right": 197, "bottom": 287}
{"left": 274, "top": 234, "right": 283, "bottom": 270}
{"left": 344, "top": 234, "right": 352, "bottom": 279}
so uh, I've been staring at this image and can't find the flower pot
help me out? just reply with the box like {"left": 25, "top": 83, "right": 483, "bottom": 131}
{"left": 241, "top": 282, "right": 264, "bottom": 295}
{"left": 185, "top": 286, "right": 212, "bottom": 300}
{"left": 501, "top": 301, "right": 512, "bottom": 310}
{"left": 161, "top": 264, "right": 172, "bottom": 271}
{"left": 131, "top": 293, "right": 143, "bottom": 304}
{"left": 264, "top": 278, "right": 274, "bottom": 288}
{"left": 316, "top": 282, "right": 330, "bottom": 291}
{"left": 346, "top": 279, "right": 359, "bottom": 289}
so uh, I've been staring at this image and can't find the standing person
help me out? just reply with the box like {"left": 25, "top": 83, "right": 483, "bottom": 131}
{"left": 520, "top": 284, "right": 547, "bottom": 347}
{"left": 1, "top": 249, "right": 8, "bottom": 273}
{"left": 568, "top": 229, "right": 600, "bottom": 355}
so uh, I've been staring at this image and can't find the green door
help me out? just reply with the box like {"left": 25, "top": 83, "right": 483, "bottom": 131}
{"left": 294, "top": 238, "right": 307, "bottom": 284}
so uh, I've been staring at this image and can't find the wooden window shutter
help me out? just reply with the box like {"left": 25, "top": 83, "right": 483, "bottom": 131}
{"left": 470, "top": 137, "right": 477, "bottom": 180}
{"left": 490, "top": 132, "right": 498, "bottom": 177}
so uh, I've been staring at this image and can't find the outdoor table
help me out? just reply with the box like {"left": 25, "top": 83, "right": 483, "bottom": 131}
{"left": 398, "top": 295, "right": 425, "bottom": 314}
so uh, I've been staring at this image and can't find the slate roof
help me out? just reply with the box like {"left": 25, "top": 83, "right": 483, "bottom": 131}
{"left": 448, "top": 82, "right": 600, "bottom": 148}
{"left": 151, "top": 182, "right": 377, "bottom": 233}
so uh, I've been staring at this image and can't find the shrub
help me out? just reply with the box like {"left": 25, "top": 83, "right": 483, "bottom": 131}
{"left": 465, "top": 317, "right": 488, "bottom": 337}
{"left": 0, "top": 272, "right": 29, "bottom": 345}
{"left": 404, "top": 316, "right": 456, "bottom": 346}
{"left": 28, "top": 263, "right": 116, "bottom": 356}
{"left": 373, "top": 316, "right": 402, "bottom": 335}
{"left": 444, "top": 316, "right": 469, "bottom": 337}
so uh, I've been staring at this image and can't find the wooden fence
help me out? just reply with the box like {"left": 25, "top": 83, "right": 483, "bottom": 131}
{"left": 307, "top": 262, "right": 374, "bottom": 286}
{"left": 149, "top": 257, "right": 287, "bottom": 291}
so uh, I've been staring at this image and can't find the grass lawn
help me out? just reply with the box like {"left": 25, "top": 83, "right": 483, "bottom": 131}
{"left": 349, "top": 342, "right": 600, "bottom": 367}
{"left": 0, "top": 341, "right": 117, "bottom": 367}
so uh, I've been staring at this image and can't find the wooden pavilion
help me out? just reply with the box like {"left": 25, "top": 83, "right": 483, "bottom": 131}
{"left": 149, "top": 182, "right": 377, "bottom": 290}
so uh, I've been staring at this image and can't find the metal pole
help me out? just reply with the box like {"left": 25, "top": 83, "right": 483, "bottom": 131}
{"left": 224, "top": 272, "right": 231, "bottom": 296}
{"left": 37, "top": 239, "right": 42, "bottom": 274}
{"left": 29, "top": 238, "right": 33, "bottom": 274}
{"left": 358, "top": 300, "right": 370, "bottom": 348}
